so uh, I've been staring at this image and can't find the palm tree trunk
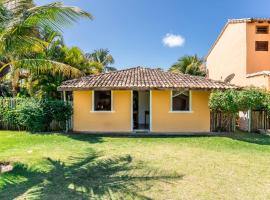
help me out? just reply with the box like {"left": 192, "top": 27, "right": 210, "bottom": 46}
{"left": 11, "top": 69, "right": 20, "bottom": 97}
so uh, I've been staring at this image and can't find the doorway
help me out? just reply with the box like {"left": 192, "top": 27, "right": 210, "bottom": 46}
{"left": 133, "top": 91, "right": 150, "bottom": 130}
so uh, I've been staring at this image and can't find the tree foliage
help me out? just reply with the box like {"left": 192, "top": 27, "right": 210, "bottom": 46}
{"left": 209, "top": 89, "right": 239, "bottom": 113}
{"left": 0, "top": 98, "right": 72, "bottom": 132}
{"left": 209, "top": 87, "right": 268, "bottom": 113}
{"left": 169, "top": 55, "right": 206, "bottom": 76}
{"left": 86, "top": 48, "right": 116, "bottom": 72}
{"left": 0, "top": 0, "right": 92, "bottom": 96}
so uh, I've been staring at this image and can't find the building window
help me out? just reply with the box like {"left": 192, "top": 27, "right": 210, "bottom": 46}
{"left": 93, "top": 91, "right": 112, "bottom": 111}
{"left": 171, "top": 90, "right": 190, "bottom": 111}
{"left": 256, "top": 26, "right": 269, "bottom": 34}
{"left": 256, "top": 41, "right": 268, "bottom": 51}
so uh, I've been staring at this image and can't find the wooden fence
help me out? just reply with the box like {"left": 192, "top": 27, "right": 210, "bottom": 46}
{"left": 250, "top": 110, "right": 270, "bottom": 132}
{"left": 0, "top": 98, "right": 73, "bottom": 132}
{"left": 210, "top": 111, "right": 236, "bottom": 132}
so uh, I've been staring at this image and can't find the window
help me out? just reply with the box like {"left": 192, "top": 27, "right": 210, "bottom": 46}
{"left": 256, "top": 26, "right": 269, "bottom": 34}
{"left": 93, "top": 91, "right": 112, "bottom": 111}
{"left": 256, "top": 41, "right": 268, "bottom": 51}
{"left": 171, "top": 90, "right": 190, "bottom": 111}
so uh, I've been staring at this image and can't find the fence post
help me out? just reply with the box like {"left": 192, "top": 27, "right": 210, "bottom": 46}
{"left": 233, "top": 113, "right": 236, "bottom": 132}
{"left": 248, "top": 109, "right": 251, "bottom": 133}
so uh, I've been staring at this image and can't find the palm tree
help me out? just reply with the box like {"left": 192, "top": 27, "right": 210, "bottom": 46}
{"left": 169, "top": 55, "right": 206, "bottom": 76}
{"left": 0, "top": 0, "right": 92, "bottom": 96}
{"left": 86, "top": 48, "right": 116, "bottom": 72}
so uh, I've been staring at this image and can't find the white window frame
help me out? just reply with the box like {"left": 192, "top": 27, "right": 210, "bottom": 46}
{"left": 169, "top": 90, "right": 193, "bottom": 113}
{"left": 91, "top": 90, "right": 114, "bottom": 112}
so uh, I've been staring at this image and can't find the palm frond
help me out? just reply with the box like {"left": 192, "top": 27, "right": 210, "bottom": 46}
{"left": 0, "top": 59, "right": 83, "bottom": 78}
{"left": 25, "top": 2, "right": 93, "bottom": 31}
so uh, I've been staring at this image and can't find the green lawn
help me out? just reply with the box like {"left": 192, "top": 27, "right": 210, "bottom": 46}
{"left": 0, "top": 131, "right": 270, "bottom": 200}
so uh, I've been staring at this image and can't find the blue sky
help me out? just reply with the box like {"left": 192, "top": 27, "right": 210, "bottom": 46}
{"left": 36, "top": 0, "right": 270, "bottom": 69}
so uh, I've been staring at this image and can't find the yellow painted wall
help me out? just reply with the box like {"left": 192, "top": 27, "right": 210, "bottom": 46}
{"left": 207, "top": 23, "right": 247, "bottom": 86}
{"left": 73, "top": 90, "right": 131, "bottom": 132}
{"left": 247, "top": 22, "right": 270, "bottom": 74}
{"left": 151, "top": 90, "right": 210, "bottom": 132}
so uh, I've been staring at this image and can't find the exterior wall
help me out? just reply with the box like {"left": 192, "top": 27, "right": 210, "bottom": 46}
{"left": 207, "top": 22, "right": 270, "bottom": 89}
{"left": 207, "top": 23, "right": 247, "bottom": 86}
{"left": 246, "top": 22, "right": 270, "bottom": 74}
{"left": 73, "top": 90, "right": 131, "bottom": 132}
{"left": 246, "top": 75, "right": 270, "bottom": 90}
{"left": 151, "top": 90, "right": 211, "bottom": 132}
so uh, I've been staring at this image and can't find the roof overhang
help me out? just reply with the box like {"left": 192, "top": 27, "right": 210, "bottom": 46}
{"left": 246, "top": 70, "right": 270, "bottom": 78}
{"left": 57, "top": 86, "right": 237, "bottom": 92}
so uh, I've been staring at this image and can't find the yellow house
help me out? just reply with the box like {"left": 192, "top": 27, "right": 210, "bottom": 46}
{"left": 58, "top": 67, "right": 235, "bottom": 133}
{"left": 207, "top": 18, "right": 270, "bottom": 90}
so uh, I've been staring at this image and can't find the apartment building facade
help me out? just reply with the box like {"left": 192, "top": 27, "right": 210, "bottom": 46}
{"left": 207, "top": 18, "right": 270, "bottom": 90}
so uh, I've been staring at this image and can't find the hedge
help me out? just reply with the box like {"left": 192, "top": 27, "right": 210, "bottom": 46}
{"left": 0, "top": 98, "right": 72, "bottom": 132}
{"left": 209, "top": 87, "right": 268, "bottom": 113}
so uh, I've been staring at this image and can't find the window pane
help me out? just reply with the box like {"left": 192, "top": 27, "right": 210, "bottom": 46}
{"left": 256, "top": 26, "right": 269, "bottom": 34}
{"left": 94, "top": 91, "right": 111, "bottom": 111}
{"left": 256, "top": 41, "right": 268, "bottom": 51}
{"left": 172, "top": 91, "right": 190, "bottom": 111}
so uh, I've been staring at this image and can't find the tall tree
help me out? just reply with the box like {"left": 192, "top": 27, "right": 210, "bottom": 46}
{"left": 86, "top": 48, "right": 116, "bottom": 72}
{"left": 0, "top": 0, "right": 92, "bottom": 96}
{"left": 169, "top": 55, "right": 206, "bottom": 76}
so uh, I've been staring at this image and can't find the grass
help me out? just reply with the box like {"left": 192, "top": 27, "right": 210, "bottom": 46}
{"left": 0, "top": 131, "right": 270, "bottom": 199}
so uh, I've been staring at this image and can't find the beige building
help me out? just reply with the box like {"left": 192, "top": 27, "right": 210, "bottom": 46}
{"left": 206, "top": 18, "right": 270, "bottom": 90}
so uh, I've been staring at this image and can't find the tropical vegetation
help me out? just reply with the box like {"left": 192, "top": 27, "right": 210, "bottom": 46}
{"left": 0, "top": 0, "right": 116, "bottom": 99}
{"left": 169, "top": 55, "right": 206, "bottom": 76}
{"left": 0, "top": 98, "right": 72, "bottom": 132}
{"left": 209, "top": 87, "right": 268, "bottom": 113}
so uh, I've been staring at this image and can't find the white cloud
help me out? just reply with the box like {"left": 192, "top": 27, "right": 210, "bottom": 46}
{"left": 162, "top": 33, "right": 185, "bottom": 48}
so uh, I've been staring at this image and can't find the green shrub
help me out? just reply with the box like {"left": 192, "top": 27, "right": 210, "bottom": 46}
{"left": 209, "top": 89, "right": 239, "bottom": 113}
{"left": 0, "top": 98, "right": 72, "bottom": 132}
{"left": 209, "top": 87, "right": 268, "bottom": 113}
{"left": 15, "top": 99, "right": 47, "bottom": 132}
{"left": 237, "top": 88, "right": 266, "bottom": 111}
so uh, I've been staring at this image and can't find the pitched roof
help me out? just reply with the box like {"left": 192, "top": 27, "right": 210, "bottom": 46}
{"left": 58, "top": 67, "right": 237, "bottom": 91}
{"left": 206, "top": 18, "right": 270, "bottom": 58}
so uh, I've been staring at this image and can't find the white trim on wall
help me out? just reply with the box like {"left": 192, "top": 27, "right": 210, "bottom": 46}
{"left": 169, "top": 90, "right": 193, "bottom": 113}
{"left": 150, "top": 90, "right": 152, "bottom": 132}
{"left": 91, "top": 90, "right": 115, "bottom": 113}
{"left": 130, "top": 90, "right": 133, "bottom": 132}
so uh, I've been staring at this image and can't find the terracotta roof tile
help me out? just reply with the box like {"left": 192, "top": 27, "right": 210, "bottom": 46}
{"left": 58, "top": 67, "right": 237, "bottom": 91}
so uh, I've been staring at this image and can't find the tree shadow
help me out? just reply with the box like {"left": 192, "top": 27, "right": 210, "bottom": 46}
{"left": 29, "top": 132, "right": 104, "bottom": 144}
{"left": 221, "top": 131, "right": 270, "bottom": 145}
{"left": 0, "top": 150, "right": 183, "bottom": 199}
{"left": 64, "top": 133, "right": 104, "bottom": 144}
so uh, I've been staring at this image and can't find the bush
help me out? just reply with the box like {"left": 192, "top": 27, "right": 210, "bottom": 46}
{"left": 237, "top": 88, "right": 266, "bottom": 111}
{"left": 15, "top": 99, "right": 47, "bottom": 132}
{"left": 209, "top": 89, "right": 239, "bottom": 113}
{"left": 0, "top": 98, "right": 72, "bottom": 132}
{"left": 209, "top": 87, "right": 268, "bottom": 113}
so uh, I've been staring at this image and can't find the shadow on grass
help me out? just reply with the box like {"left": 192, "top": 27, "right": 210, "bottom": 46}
{"left": 221, "top": 131, "right": 270, "bottom": 145}
{"left": 0, "top": 150, "right": 183, "bottom": 200}
{"left": 28, "top": 132, "right": 105, "bottom": 144}
{"left": 65, "top": 133, "right": 104, "bottom": 144}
